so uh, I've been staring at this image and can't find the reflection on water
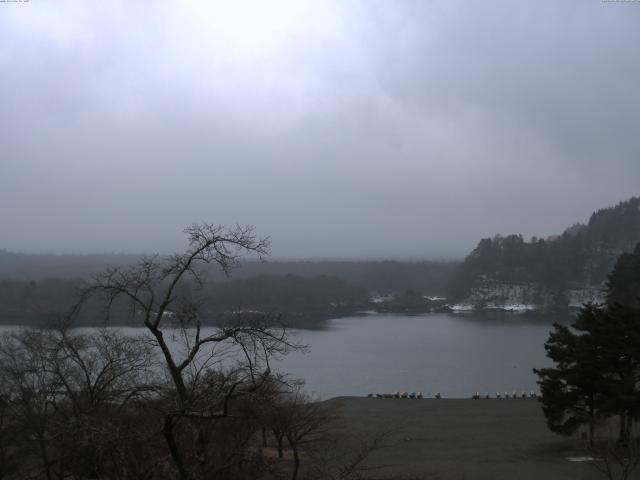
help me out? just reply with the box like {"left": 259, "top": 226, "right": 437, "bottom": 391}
{"left": 0, "top": 312, "right": 573, "bottom": 399}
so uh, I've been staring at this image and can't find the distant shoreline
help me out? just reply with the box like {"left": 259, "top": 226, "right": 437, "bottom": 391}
{"left": 0, "top": 307, "right": 576, "bottom": 331}
{"left": 0, "top": 307, "right": 574, "bottom": 330}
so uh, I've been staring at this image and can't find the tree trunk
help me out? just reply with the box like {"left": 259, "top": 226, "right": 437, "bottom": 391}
{"left": 588, "top": 395, "right": 595, "bottom": 447}
{"left": 291, "top": 445, "right": 300, "bottom": 480}
{"left": 163, "top": 415, "right": 189, "bottom": 480}
{"left": 194, "top": 419, "right": 206, "bottom": 471}
{"left": 261, "top": 427, "right": 267, "bottom": 448}
{"left": 148, "top": 327, "right": 188, "bottom": 404}
{"left": 277, "top": 434, "right": 284, "bottom": 458}
{"left": 57, "top": 448, "right": 65, "bottom": 480}
{"left": 38, "top": 435, "right": 52, "bottom": 480}
{"left": 619, "top": 411, "right": 629, "bottom": 445}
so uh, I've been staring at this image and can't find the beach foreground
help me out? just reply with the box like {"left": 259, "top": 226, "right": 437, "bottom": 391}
{"left": 323, "top": 397, "right": 617, "bottom": 480}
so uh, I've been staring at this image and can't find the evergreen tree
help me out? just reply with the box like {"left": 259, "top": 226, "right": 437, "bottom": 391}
{"left": 597, "top": 303, "right": 640, "bottom": 444}
{"left": 534, "top": 304, "right": 606, "bottom": 446}
{"left": 535, "top": 245, "right": 640, "bottom": 444}
{"left": 606, "top": 244, "right": 640, "bottom": 309}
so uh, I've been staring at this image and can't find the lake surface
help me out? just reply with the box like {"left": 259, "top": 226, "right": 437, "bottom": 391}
{"left": 0, "top": 312, "right": 572, "bottom": 399}
{"left": 275, "top": 312, "right": 571, "bottom": 399}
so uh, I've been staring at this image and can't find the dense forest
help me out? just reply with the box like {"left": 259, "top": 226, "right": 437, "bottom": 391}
{"left": 0, "top": 275, "right": 370, "bottom": 328}
{"left": 0, "top": 255, "right": 457, "bottom": 326}
{"left": 450, "top": 196, "right": 640, "bottom": 301}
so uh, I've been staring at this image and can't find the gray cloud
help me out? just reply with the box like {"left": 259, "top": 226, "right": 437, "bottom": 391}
{"left": 1, "top": 0, "right": 639, "bottom": 259}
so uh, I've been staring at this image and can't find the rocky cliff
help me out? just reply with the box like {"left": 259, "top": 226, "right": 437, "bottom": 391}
{"left": 450, "top": 280, "right": 604, "bottom": 311}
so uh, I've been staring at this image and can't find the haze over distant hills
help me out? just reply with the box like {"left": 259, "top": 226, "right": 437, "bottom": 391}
{"left": 1, "top": 196, "right": 639, "bottom": 319}
{"left": 0, "top": 250, "right": 455, "bottom": 293}
{"left": 2, "top": 196, "right": 639, "bottom": 295}
{"left": 0, "top": 251, "right": 142, "bottom": 281}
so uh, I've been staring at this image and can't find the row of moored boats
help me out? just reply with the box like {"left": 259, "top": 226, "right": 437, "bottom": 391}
{"left": 368, "top": 391, "right": 538, "bottom": 399}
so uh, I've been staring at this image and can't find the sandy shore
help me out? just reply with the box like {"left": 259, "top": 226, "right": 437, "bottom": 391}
{"left": 324, "top": 397, "right": 614, "bottom": 480}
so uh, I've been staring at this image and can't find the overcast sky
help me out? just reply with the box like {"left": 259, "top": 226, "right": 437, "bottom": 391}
{"left": 1, "top": 1, "right": 639, "bottom": 259}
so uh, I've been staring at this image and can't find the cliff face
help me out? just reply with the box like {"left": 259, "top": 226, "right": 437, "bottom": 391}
{"left": 566, "top": 285, "right": 605, "bottom": 308}
{"left": 451, "top": 280, "right": 604, "bottom": 311}
{"left": 450, "top": 196, "right": 639, "bottom": 310}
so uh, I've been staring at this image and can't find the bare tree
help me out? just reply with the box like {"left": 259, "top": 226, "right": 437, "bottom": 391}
{"left": 306, "top": 428, "right": 418, "bottom": 480}
{"left": 587, "top": 438, "right": 640, "bottom": 480}
{"left": 0, "top": 366, "right": 23, "bottom": 480}
{"left": 45, "top": 326, "right": 160, "bottom": 480}
{"left": 0, "top": 324, "right": 162, "bottom": 480}
{"left": 261, "top": 390, "right": 416, "bottom": 480}
{"left": 43, "top": 326, "right": 158, "bottom": 412}
{"left": 287, "top": 397, "right": 333, "bottom": 480}
{"left": 75, "top": 223, "right": 302, "bottom": 480}
{"left": 0, "top": 223, "right": 414, "bottom": 480}
{"left": 0, "top": 330, "right": 62, "bottom": 480}
{"left": 262, "top": 389, "right": 335, "bottom": 480}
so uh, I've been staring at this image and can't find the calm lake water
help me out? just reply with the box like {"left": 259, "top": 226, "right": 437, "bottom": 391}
{"left": 276, "top": 312, "right": 571, "bottom": 399}
{"left": 0, "top": 312, "right": 572, "bottom": 399}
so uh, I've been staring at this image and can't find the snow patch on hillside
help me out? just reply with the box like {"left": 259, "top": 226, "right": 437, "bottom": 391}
{"left": 453, "top": 281, "right": 605, "bottom": 311}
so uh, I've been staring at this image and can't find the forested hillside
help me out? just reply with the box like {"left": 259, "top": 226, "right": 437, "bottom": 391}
{"left": 450, "top": 197, "right": 640, "bottom": 302}
{"left": 0, "top": 250, "right": 456, "bottom": 326}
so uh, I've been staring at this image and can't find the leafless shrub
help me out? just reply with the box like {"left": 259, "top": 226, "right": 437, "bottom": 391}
{"left": 587, "top": 437, "right": 640, "bottom": 480}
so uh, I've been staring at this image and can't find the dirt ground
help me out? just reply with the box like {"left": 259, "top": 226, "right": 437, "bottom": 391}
{"left": 324, "top": 397, "right": 635, "bottom": 480}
